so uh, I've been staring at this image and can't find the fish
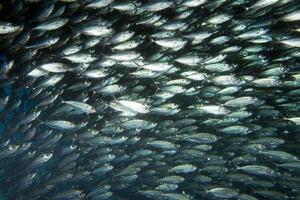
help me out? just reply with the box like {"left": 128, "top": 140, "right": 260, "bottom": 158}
{"left": 109, "top": 99, "right": 149, "bottom": 115}
{"left": 44, "top": 120, "right": 76, "bottom": 130}
{"left": 62, "top": 100, "right": 96, "bottom": 114}
{"left": 38, "top": 63, "right": 69, "bottom": 73}
{"left": 0, "top": 21, "right": 23, "bottom": 34}
{"left": 0, "top": 0, "right": 299, "bottom": 199}
{"left": 32, "top": 17, "right": 69, "bottom": 31}
{"left": 206, "top": 187, "right": 238, "bottom": 199}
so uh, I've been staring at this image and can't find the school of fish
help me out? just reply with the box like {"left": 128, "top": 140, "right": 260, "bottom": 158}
{"left": 0, "top": 0, "right": 300, "bottom": 199}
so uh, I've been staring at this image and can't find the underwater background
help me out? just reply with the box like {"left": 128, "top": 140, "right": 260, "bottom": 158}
{"left": 1, "top": 0, "right": 300, "bottom": 199}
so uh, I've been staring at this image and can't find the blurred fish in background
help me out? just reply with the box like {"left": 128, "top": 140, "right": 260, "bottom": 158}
{"left": 0, "top": 0, "right": 300, "bottom": 199}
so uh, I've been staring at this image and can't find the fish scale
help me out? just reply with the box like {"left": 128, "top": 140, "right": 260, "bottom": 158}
{"left": 0, "top": 0, "right": 299, "bottom": 200}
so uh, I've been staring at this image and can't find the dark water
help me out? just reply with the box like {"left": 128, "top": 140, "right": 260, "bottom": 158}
{"left": 1, "top": 0, "right": 300, "bottom": 200}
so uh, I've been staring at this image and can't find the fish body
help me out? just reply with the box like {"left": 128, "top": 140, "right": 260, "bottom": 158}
{"left": 0, "top": 1, "right": 300, "bottom": 200}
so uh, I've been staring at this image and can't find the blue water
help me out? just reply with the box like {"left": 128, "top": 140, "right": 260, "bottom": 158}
{"left": 0, "top": 69, "right": 34, "bottom": 136}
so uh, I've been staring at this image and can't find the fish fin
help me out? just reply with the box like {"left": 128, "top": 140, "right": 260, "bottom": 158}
{"left": 59, "top": 97, "right": 65, "bottom": 104}
{"left": 231, "top": 162, "right": 241, "bottom": 171}
{"left": 109, "top": 95, "right": 117, "bottom": 101}
{"left": 36, "top": 118, "right": 44, "bottom": 125}
{"left": 133, "top": 61, "right": 142, "bottom": 69}
{"left": 198, "top": 184, "right": 208, "bottom": 197}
